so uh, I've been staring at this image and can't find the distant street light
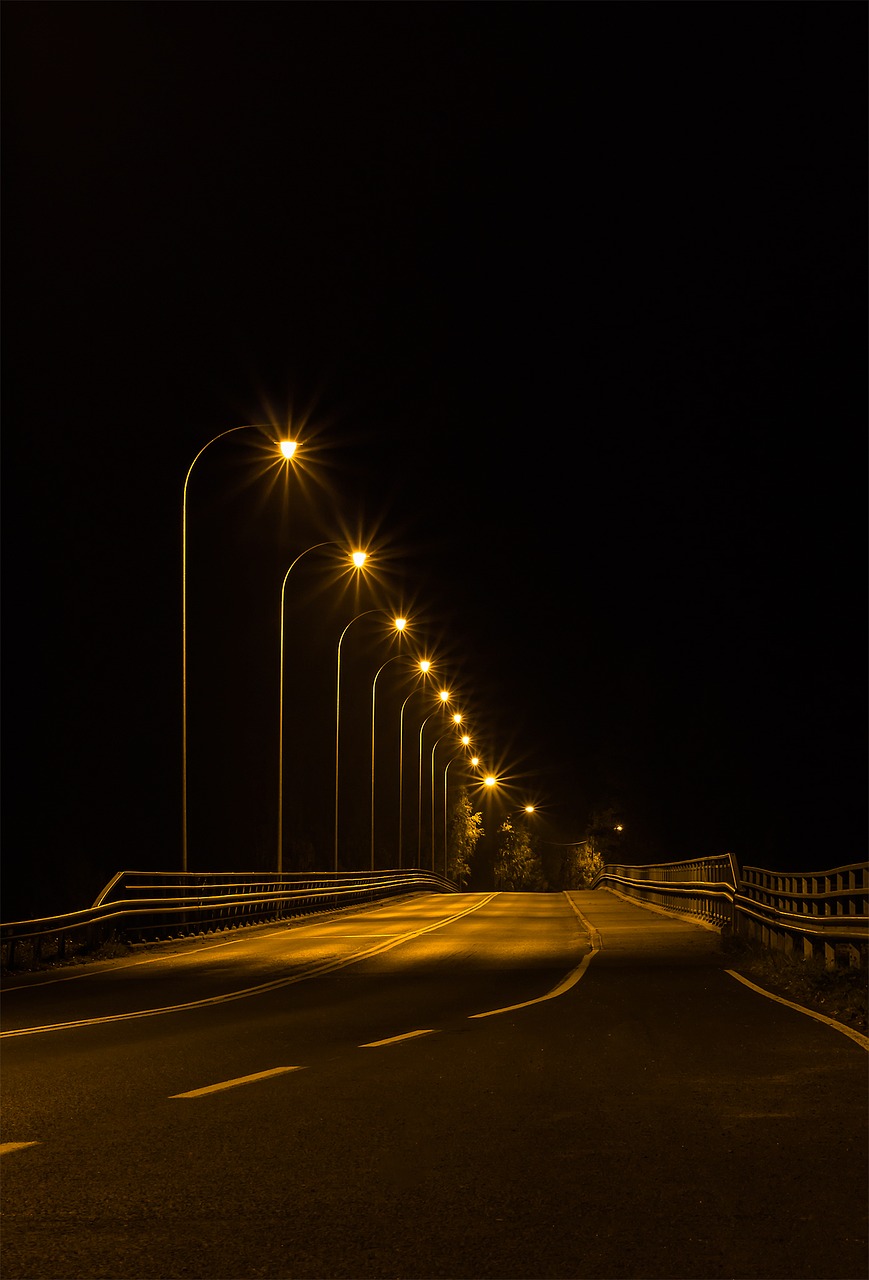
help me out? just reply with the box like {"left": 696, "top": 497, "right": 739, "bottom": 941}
{"left": 443, "top": 734, "right": 472, "bottom": 879}
{"left": 416, "top": 692, "right": 453, "bottom": 867}
{"left": 334, "top": 610, "right": 406, "bottom": 871}
{"left": 432, "top": 728, "right": 469, "bottom": 872}
{"left": 368, "top": 651, "right": 427, "bottom": 871}
{"left": 396, "top": 664, "right": 433, "bottom": 868}
{"left": 421, "top": 707, "right": 463, "bottom": 868}
{"left": 276, "top": 542, "right": 368, "bottom": 872}
{"left": 182, "top": 424, "right": 299, "bottom": 872}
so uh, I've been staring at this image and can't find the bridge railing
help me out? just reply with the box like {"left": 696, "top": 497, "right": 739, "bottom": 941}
{"left": 591, "top": 856, "right": 868, "bottom": 966}
{"left": 734, "top": 862, "right": 868, "bottom": 967}
{"left": 590, "top": 854, "right": 740, "bottom": 930}
{"left": 0, "top": 867, "right": 457, "bottom": 971}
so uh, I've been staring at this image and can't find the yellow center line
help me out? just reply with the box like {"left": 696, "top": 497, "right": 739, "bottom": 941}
{"left": 1, "top": 1142, "right": 40, "bottom": 1156}
{"left": 1, "top": 893, "right": 499, "bottom": 1038}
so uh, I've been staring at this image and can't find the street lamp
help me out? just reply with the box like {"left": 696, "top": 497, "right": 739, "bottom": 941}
{"left": 182, "top": 424, "right": 299, "bottom": 872}
{"left": 277, "top": 542, "right": 368, "bottom": 872}
{"left": 431, "top": 726, "right": 468, "bottom": 872}
{"left": 335, "top": 609, "right": 406, "bottom": 872}
{"left": 396, "top": 664, "right": 433, "bottom": 868}
{"left": 443, "top": 734, "right": 472, "bottom": 879}
{"left": 413, "top": 691, "right": 453, "bottom": 867}
{"left": 420, "top": 706, "right": 462, "bottom": 867}
{"left": 369, "top": 653, "right": 429, "bottom": 871}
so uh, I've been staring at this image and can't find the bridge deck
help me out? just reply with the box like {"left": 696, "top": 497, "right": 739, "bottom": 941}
{"left": 568, "top": 887, "right": 725, "bottom": 965}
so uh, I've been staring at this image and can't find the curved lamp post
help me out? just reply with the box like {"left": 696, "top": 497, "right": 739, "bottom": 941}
{"left": 369, "top": 653, "right": 429, "bottom": 871}
{"left": 182, "top": 424, "right": 299, "bottom": 872}
{"left": 335, "top": 609, "right": 406, "bottom": 871}
{"left": 277, "top": 543, "right": 368, "bottom": 872}
{"left": 418, "top": 702, "right": 460, "bottom": 867}
{"left": 430, "top": 724, "right": 467, "bottom": 872}
{"left": 412, "top": 691, "right": 455, "bottom": 870}
{"left": 396, "top": 668, "right": 433, "bottom": 869}
{"left": 442, "top": 733, "right": 472, "bottom": 878}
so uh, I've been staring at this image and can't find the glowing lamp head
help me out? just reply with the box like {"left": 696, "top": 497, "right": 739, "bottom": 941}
{"left": 393, "top": 617, "right": 407, "bottom": 632}
{"left": 461, "top": 735, "right": 471, "bottom": 746}
{"left": 351, "top": 551, "right": 367, "bottom": 569}
{"left": 471, "top": 756, "right": 480, "bottom": 767}
{"left": 438, "top": 689, "right": 450, "bottom": 703}
{"left": 419, "top": 659, "right": 431, "bottom": 674}
{"left": 525, "top": 804, "right": 535, "bottom": 814}
{"left": 279, "top": 440, "right": 298, "bottom": 459}
{"left": 452, "top": 712, "right": 463, "bottom": 725}
{"left": 484, "top": 775, "right": 497, "bottom": 788}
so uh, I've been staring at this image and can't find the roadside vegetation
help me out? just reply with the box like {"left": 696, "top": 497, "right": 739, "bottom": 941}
{"left": 722, "top": 933, "right": 868, "bottom": 1034}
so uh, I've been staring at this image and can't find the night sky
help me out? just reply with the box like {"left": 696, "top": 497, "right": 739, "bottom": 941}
{"left": 4, "top": 4, "right": 866, "bottom": 917}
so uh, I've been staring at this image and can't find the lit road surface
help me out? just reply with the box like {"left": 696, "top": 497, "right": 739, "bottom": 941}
{"left": 1, "top": 892, "right": 866, "bottom": 1280}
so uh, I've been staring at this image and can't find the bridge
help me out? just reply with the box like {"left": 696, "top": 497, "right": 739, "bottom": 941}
{"left": 1, "top": 873, "right": 867, "bottom": 1279}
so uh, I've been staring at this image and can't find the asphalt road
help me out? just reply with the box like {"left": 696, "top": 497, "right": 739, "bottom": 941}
{"left": 1, "top": 891, "right": 867, "bottom": 1280}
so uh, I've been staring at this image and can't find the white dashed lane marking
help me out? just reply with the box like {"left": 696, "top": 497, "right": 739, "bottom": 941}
{"left": 170, "top": 1066, "right": 305, "bottom": 1098}
{"left": 360, "top": 1029, "right": 437, "bottom": 1048}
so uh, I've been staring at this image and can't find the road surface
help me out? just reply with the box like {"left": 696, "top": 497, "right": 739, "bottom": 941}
{"left": 1, "top": 890, "right": 866, "bottom": 1279}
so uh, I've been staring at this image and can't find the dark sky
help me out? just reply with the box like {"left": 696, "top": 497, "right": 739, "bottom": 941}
{"left": 3, "top": 4, "right": 866, "bottom": 914}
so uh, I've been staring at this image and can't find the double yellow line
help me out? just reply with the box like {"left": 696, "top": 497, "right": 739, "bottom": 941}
{"left": 0, "top": 893, "right": 499, "bottom": 1040}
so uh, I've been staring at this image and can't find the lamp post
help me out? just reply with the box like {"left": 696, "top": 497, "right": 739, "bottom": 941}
{"left": 431, "top": 727, "right": 468, "bottom": 872}
{"left": 277, "top": 543, "right": 368, "bottom": 872}
{"left": 412, "top": 691, "right": 452, "bottom": 867}
{"left": 396, "top": 669, "right": 433, "bottom": 868}
{"left": 419, "top": 704, "right": 461, "bottom": 867}
{"left": 182, "top": 424, "right": 298, "bottom": 872}
{"left": 443, "top": 734, "right": 472, "bottom": 879}
{"left": 370, "top": 654, "right": 429, "bottom": 871}
{"left": 335, "top": 610, "right": 406, "bottom": 872}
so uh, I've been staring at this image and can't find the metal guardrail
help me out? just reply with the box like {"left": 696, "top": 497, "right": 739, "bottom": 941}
{"left": 0, "top": 867, "right": 458, "bottom": 971}
{"left": 592, "top": 856, "right": 869, "bottom": 966}
{"left": 591, "top": 854, "right": 740, "bottom": 930}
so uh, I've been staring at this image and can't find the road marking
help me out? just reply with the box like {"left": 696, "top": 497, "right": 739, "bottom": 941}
{"left": 469, "top": 950, "right": 598, "bottom": 1019}
{"left": 0, "top": 898, "right": 430, "bottom": 992}
{"left": 564, "top": 892, "right": 604, "bottom": 951}
{"left": 170, "top": 1066, "right": 304, "bottom": 1098}
{"left": 725, "top": 969, "right": 869, "bottom": 1050}
{"left": 469, "top": 893, "right": 601, "bottom": 1019}
{"left": 360, "top": 1029, "right": 437, "bottom": 1048}
{"left": 1, "top": 893, "right": 499, "bottom": 1039}
{"left": 0, "top": 926, "right": 298, "bottom": 991}
{"left": 1, "top": 1142, "right": 40, "bottom": 1156}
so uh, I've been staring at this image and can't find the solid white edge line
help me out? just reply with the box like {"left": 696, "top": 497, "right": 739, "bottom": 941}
{"left": 725, "top": 969, "right": 869, "bottom": 1050}
{"left": 0, "top": 1142, "right": 40, "bottom": 1156}
{"left": 170, "top": 1066, "right": 304, "bottom": 1098}
{"left": 359, "top": 1029, "right": 437, "bottom": 1048}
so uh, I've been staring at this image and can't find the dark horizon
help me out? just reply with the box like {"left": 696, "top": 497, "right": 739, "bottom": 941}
{"left": 3, "top": 4, "right": 866, "bottom": 919}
